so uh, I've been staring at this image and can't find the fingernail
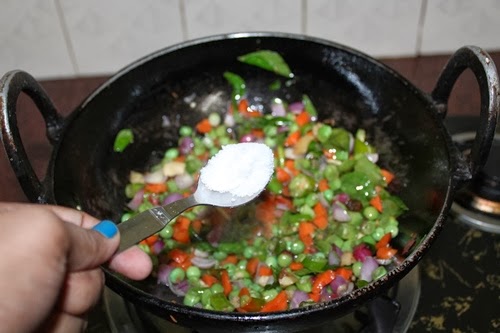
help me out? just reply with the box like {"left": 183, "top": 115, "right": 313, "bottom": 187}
{"left": 92, "top": 220, "right": 118, "bottom": 239}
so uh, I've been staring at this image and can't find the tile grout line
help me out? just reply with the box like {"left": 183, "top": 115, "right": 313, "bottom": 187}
{"left": 54, "top": 0, "right": 79, "bottom": 75}
{"left": 179, "top": 0, "right": 189, "bottom": 41}
{"left": 415, "top": 0, "right": 428, "bottom": 57}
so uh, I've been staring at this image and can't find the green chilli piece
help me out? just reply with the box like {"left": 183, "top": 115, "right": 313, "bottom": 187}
{"left": 223, "top": 71, "right": 246, "bottom": 107}
{"left": 113, "top": 129, "right": 134, "bottom": 152}
{"left": 302, "top": 94, "right": 317, "bottom": 117}
{"left": 237, "top": 50, "right": 294, "bottom": 78}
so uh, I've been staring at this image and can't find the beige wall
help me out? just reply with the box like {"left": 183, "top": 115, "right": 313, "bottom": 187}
{"left": 2, "top": 0, "right": 500, "bottom": 79}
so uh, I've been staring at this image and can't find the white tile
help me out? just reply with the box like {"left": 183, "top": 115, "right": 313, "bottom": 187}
{"left": 59, "top": 0, "right": 183, "bottom": 76}
{"left": 306, "top": 0, "right": 422, "bottom": 58}
{"left": 421, "top": 0, "right": 500, "bottom": 55}
{"left": 0, "top": 0, "right": 74, "bottom": 79}
{"left": 184, "top": 0, "right": 301, "bottom": 39}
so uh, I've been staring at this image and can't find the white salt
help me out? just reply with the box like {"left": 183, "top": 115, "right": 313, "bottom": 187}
{"left": 198, "top": 143, "right": 274, "bottom": 199}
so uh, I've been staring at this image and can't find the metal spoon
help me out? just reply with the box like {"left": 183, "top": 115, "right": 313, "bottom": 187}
{"left": 117, "top": 143, "right": 274, "bottom": 252}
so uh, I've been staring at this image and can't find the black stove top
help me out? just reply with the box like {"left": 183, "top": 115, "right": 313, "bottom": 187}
{"left": 86, "top": 116, "right": 500, "bottom": 333}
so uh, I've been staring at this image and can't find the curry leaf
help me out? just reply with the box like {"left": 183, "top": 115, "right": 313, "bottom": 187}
{"left": 113, "top": 129, "right": 134, "bottom": 152}
{"left": 237, "top": 50, "right": 293, "bottom": 78}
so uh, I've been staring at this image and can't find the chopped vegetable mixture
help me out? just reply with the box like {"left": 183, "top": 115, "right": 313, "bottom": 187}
{"left": 120, "top": 50, "right": 408, "bottom": 313}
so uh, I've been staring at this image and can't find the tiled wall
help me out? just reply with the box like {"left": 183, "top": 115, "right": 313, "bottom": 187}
{"left": 2, "top": 0, "right": 500, "bottom": 79}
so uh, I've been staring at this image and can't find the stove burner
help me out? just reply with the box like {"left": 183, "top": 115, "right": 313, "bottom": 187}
{"left": 450, "top": 131, "right": 500, "bottom": 233}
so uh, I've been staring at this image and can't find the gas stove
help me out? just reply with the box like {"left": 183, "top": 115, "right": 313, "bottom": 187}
{"left": 86, "top": 116, "right": 499, "bottom": 333}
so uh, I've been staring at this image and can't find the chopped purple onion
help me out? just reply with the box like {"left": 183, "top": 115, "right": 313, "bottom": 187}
{"left": 328, "top": 249, "right": 341, "bottom": 266}
{"left": 353, "top": 243, "right": 372, "bottom": 262}
{"left": 191, "top": 256, "right": 217, "bottom": 269}
{"left": 366, "top": 153, "right": 379, "bottom": 163}
{"left": 240, "top": 133, "right": 257, "bottom": 143}
{"left": 271, "top": 102, "right": 286, "bottom": 117}
{"left": 162, "top": 192, "right": 184, "bottom": 205}
{"left": 169, "top": 279, "right": 189, "bottom": 297}
{"left": 332, "top": 203, "right": 351, "bottom": 222}
{"left": 127, "top": 189, "right": 144, "bottom": 210}
{"left": 360, "top": 256, "right": 379, "bottom": 282}
{"left": 157, "top": 264, "right": 174, "bottom": 285}
{"left": 175, "top": 173, "right": 194, "bottom": 190}
{"left": 330, "top": 275, "right": 348, "bottom": 296}
{"left": 151, "top": 240, "right": 165, "bottom": 255}
{"left": 336, "top": 193, "right": 350, "bottom": 204}
{"left": 290, "top": 290, "right": 309, "bottom": 309}
{"left": 179, "top": 137, "right": 194, "bottom": 155}
{"left": 288, "top": 101, "right": 304, "bottom": 114}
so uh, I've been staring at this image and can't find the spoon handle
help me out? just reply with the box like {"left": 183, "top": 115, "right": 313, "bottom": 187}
{"left": 117, "top": 195, "right": 198, "bottom": 252}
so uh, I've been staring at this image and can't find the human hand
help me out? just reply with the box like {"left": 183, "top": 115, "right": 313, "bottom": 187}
{"left": 0, "top": 202, "right": 153, "bottom": 333}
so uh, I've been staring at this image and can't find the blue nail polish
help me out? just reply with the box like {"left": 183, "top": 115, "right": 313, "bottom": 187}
{"left": 92, "top": 220, "right": 118, "bottom": 239}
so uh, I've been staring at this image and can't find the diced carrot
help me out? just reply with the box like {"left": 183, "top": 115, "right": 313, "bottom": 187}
{"left": 256, "top": 201, "right": 276, "bottom": 225}
{"left": 309, "top": 292, "right": 320, "bottom": 302}
{"left": 290, "top": 262, "right": 304, "bottom": 271}
{"left": 168, "top": 248, "right": 189, "bottom": 264}
{"left": 246, "top": 257, "right": 260, "bottom": 276}
{"left": 335, "top": 267, "right": 353, "bottom": 281}
{"left": 375, "top": 233, "right": 392, "bottom": 250}
{"left": 196, "top": 118, "right": 212, "bottom": 134}
{"left": 260, "top": 290, "right": 288, "bottom": 312}
{"left": 144, "top": 234, "right": 159, "bottom": 246}
{"left": 258, "top": 265, "right": 273, "bottom": 277}
{"left": 172, "top": 216, "right": 191, "bottom": 243}
{"left": 369, "top": 195, "right": 383, "bottom": 213}
{"left": 312, "top": 269, "right": 336, "bottom": 294}
{"left": 238, "top": 98, "right": 249, "bottom": 112}
{"left": 221, "top": 269, "right": 232, "bottom": 296}
{"left": 298, "top": 222, "right": 315, "bottom": 248}
{"left": 295, "top": 111, "right": 310, "bottom": 126}
{"left": 276, "top": 167, "right": 291, "bottom": 183}
{"left": 312, "top": 203, "right": 328, "bottom": 230}
{"left": 191, "top": 219, "right": 202, "bottom": 234}
{"left": 318, "top": 179, "right": 329, "bottom": 192}
{"left": 285, "top": 130, "right": 301, "bottom": 147}
{"left": 201, "top": 274, "right": 219, "bottom": 287}
{"left": 144, "top": 183, "right": 167, "bottom": 193}
{"left": 221, "top": 254, "right": 238, "bottom": 266}
{"left": 376, "top": 246, "right": 398, "bottom": 260}
{"left": 251, "top": 129, "right": 265, "bottom": 138}
{"left": 284, "top": 159, "right": 299, "bottom": 176}
{"left": 381, "top": 168, "right": 395, "bottom": 185}
{"left": 237, "top": 288, "right": 264, "bottom": 312}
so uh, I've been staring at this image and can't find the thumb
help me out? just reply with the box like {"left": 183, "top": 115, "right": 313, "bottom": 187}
{"left": 65, "top": 220, "right": 119, "bottom": 271}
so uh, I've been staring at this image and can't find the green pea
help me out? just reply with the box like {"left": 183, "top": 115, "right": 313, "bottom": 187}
{"left": 372, "top": 266, "right": 387, "bottom": 280}
{"left": 169, "top": 267, "right": 185, "bottom": 284}
{"left": 186, "top": 266, "right": 201, "bottom": 279}
{"left": 243, "top": 246, "right": 256, "bottom": 259}
{"left": 323, "top": 165, "right": 339, "bottom": 181}
{"left": 317, "top": 124, "right": 333, "bottom": 143}
{"left": 328, "top": 178, "right": 342, "bottom": 191}
{"left": 208, "top": 112, "right": 221, "bottom": 126}
{"left": 265, "top": 256, "right": 278, "bottom": 268}
{"left": 159, "top": 225, "right": 173, "bottom": 239}
{"left": 373, "top": 227, "right": 385, "bottom": 241}
{"left": 179, "top": 126, "right": 193, "bottom": 136}
{"left": 323, "top": 189, "right": 334, "bottom": 202}
{"left": 121, "top": 213, "right": 132, "bottom": 222}
{"left": 201, "top": 288, "right": 213, "bottom": 307}
{"left": 361, "top": 221, "right": 375, "bottom": 235}
{"left": 296, "top": 276, "right": 312, "bottom": 292}
{"left": 138, "top": 243, "right": 150, "bottom": 254}
{"left": 237, "top": 259, "right": 248, "bottom": 271}
{"left": 263, "top": 289, "right": 279, "bottom": 302}
{"left": 264, "top": 125, "right": 278, "bottom": 137}
{"left": 164, "top": 148, "right": 179, "bottom": 160}
{"left": 363, "top": 206, "right": 380, "bottom": 220}
{"left": 223, "top": 263, "right": 236, "bottom": 277}
{"left": 290, "top": 240, "right": 305, "bottom": 255}
{"left": 278, "top": 252, "right": 293, "bottom": 267}
{"left": 138, "top": 201, "right": 153, "bottom": 213}
{"left": 305, "top": 193, "right": 318, "bottom": 207}
{"left": 213, "top": 251, "right": 228, "bottom": 261}
{"left": 183, "top": 290, "right": 201, "bottom": 306}
{"left": 352, "top": 261, "right": 363, "bottom": 277}
{"left": 384, "top": 224, "right": 399, "bottom": 238}
{"left": 264, "top": 137, "right": 277, "bottom": 147}
{"left": 210, "top": 283, "right": 224, "bottom": 294}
